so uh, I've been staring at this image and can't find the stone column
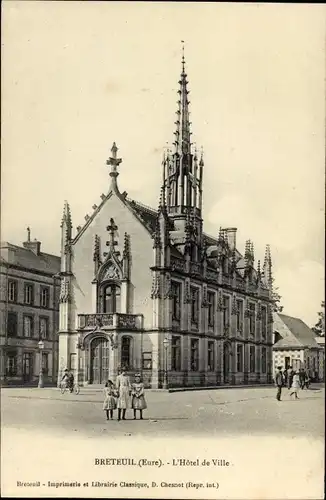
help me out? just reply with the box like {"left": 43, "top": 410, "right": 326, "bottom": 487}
{"left": 120, "top": 280, "right": 128, "bottom": 314}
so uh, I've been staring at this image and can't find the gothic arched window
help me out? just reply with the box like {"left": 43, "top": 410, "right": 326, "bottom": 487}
{"left": 102, "top": 284, "right": 121, "bottom": 313}
{"left": 121, "top": 336, "right": 132, "bottom": 369}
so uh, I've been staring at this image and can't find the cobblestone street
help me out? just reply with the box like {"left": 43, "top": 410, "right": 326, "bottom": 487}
{"left": 1, "top": 385, "right": 324, "bottom": 499}
{"left": 2, "top": 384, "right": 324, "bottom": 438}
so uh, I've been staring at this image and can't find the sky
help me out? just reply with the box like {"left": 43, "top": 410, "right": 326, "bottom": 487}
{"left": 2, "top": 2, "right": 325, "bottom": 326}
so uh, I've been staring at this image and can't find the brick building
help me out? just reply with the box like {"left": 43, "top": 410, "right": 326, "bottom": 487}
{"left": 0, "top": 230, "right": 60, "bottom": 385}
{"left": 58, "top": 53, "right": 274, "bottom": 388}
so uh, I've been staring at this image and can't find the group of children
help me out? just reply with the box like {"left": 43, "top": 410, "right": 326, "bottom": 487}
{"left": 103, "top": 368, "right": 147, "bottom": 421}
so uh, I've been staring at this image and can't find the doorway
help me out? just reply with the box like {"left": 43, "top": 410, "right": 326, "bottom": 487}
{"left": 90, "top": 337, "right": 110, "bottom": 384}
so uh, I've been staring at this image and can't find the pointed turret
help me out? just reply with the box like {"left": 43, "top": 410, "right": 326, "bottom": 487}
{"left": 161, "top": 43, "right": 203, "bottom": 226}
{"left": 93, "top": 234, "right": 101, "bottom": 276}
{"left": 263, "top": 244, "right": 273, "bottom": 288}
{"left": 60, "top": 200, "right": 72, "bottom": 273}
{"left": 122, "top": 232, "right": 131, "bottom": 280}
{"left": 60, "top": 200, "right": 72, "bottom": 236}
{"left": 106, "top": 142, "right": 122, "bottom": 193}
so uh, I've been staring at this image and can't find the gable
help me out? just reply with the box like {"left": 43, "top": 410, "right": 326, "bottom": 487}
{"left": 273, "top": 313, "right": 319, "bottom": 349}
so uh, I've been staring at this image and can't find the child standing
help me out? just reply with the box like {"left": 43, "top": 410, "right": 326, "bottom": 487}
{"left": 131, "top": 373, "right": 147, "bottom": 420}
{"left": 103, "top": 380, "right": 117, "bottom": 420}
{"left": 289, "top": 371, "right": 300, "bottom": 400}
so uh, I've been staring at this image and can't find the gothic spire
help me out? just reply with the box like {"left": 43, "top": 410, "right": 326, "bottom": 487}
{"left": 61, "top": 200, "right": 72, "bottom": 231}
{"left": 173, "top": 42, "right": 191, "bottom": 156}
{"left": 263, "top": 244, "right": 273, "bottom": 287}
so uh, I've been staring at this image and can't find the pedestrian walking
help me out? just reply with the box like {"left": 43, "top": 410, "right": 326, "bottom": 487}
{"left": 103, "top": 380, "right": 117, "bottom": 420}
{"left": 275, "top": 366, "right": 284, "bottom": 401}
{"left": 131, "top": 373, "right": 147, "bottom": 420}
{"left": 299, "top": 369, "right": 305, "bottom": 389}
{"left": 289, "top": 371, "right": 300, "bottom": 400}
{"left": 304, "top": 371, "right": 310, "bottom": 389}
{"left": 287, "top": 366, "right": 294, "bottom": 390}
{"left": 116, "top": 366, "right": 131, "bottom": 421}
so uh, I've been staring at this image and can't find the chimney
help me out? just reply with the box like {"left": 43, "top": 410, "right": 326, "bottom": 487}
{"left": 223, "top": 228, "right": 237, "bottom": 251}
{"left": 23, "top": 228, "right": 41, "bottom": 255}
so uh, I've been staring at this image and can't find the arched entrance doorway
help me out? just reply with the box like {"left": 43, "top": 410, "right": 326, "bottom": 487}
{"left": 223, "top": 342, "right": 231, "bottom": 384}
{"left": 90, "top": 337, "right": 110, "bottom": 384}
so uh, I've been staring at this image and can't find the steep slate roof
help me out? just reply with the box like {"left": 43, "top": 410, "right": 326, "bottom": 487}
{"left": 273, "top": 313, "right": 320, "bottom": 349}
{"left": 0, "top": 242, "right": 60, "bottom": 276}
{"left": 125, "top": 198, "right": 158, "bottom": 234}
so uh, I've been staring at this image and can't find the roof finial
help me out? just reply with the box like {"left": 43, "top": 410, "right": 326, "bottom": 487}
{"left": 181, "top": 40, "right": 185, "bottom": 75}
{"left": 106, "top": 142, "right": 122, "bottom": 193}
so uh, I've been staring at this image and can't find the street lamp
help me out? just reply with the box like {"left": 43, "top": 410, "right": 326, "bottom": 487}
{"left": 163, "top": 337, "right": 169, "bottom": 390}
{"left": 38, "top": 340, "right": 45, "bottom": 388}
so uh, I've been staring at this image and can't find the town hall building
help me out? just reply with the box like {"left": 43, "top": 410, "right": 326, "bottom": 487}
{"left": 58, "top": 53, "right": 274, "bottom": 388}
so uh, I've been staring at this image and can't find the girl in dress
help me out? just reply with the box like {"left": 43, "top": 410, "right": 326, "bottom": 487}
{"left": 116, "top": 366, "right": 131, "bottom": 421}
{"left": 103, "top": 380, "right": 117, "bottom": 420}
{"left": 131, "top": 373, "right": 147, "bottom": 420}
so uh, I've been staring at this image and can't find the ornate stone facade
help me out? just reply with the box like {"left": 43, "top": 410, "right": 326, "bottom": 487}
{"left": 57, "top": 52, "right": 274, "bottom": 388}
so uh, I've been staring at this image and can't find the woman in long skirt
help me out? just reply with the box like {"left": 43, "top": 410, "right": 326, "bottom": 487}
{"left": 116, "top": 367, "right": 131, "bottom": 421}
{"left": 103, "top": 380, "right": 117, "bottom": 420}
{"left": 131, "top": 373, "right": 147, "bottom": 420}
{"left": 289, "top": 371, "right": 300, "bottom": 400}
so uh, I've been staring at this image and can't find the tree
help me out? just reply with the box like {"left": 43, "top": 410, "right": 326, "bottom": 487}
{"left": 271, "top": 277, "right": 283, "bottom": 312}
{"left": 311, "top": 301, "right": 325, "bottom": 336}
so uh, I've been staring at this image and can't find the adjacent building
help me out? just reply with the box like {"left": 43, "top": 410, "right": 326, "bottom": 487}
{"left": 315, "top": 336, "right": 325, "bottom": 381}
{"left": 273, "top": 313, "right": 322, "bottom": 380}
{"left": 58, "top": 53, "right": 275, "bottom": 389}
{"left": 0, "top": 230, "right": 60, "bottom": 385}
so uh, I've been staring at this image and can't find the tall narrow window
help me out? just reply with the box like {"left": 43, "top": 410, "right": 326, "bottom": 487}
{"left": 236, "top": 300, "right": 243, "bottom": 331}
{"left": 8, "top": 280, "right": 17, "bottom": 302}
{"left": 207, "top": 341, "right": 214, "bottom": 371}
{"left": 171, "top": 282, "right": 181, "bottom": 321}
{"left": 190, "top": 338, "right": 199, "bottom": 371}
{"left": 7, "top": 312, "right": 18, "bottom": 337}
{"left": 249, "top": 303, "right": 256, "bottom": 335}
{"left": 23, "top": 315, "right": 33, "bottom": 337}
{"left": 24, "top": 283, "right": 34, "bottom": 305}
{"left": 190, "top": 287, "right": 199, "bottom": 325}
{"left": 208, "top": 292, "right": 215, "bottom": 328}
{"left": 121, "top": 336, "right": 132, "bottom": 369}
{"left": 223, "top": 296, "right": 230, "bottom": 328}
{"left": 40, "top": 287, "right": 50, "bottom": 308}
{"left": 171, "top": 336, "right": 181, "bottom": 371}
{"left": 261, "top": 347, "right": 267, "bottom": 373}
{"left": 6, "top": 352, "right": 17, "bottom": 376}
{"left": 237, "top": 344, "right": 243, "bottom": 372}
{"left": 103, "top": 284, "right": 121, "bottom": 313}
{"left": 250, "top": 345, "right": 256, "bottom": 373}
{"left": 39, "top": 317, "right": 49, "bottom": 339}
{"left": 42, "top": 353, "right": 49, "bottom": 374}
{"left": 142, "top": 352, "right": 152, "bottom": 370}
{"left": 261, "top": 306, "right": 267, "bottom": 338}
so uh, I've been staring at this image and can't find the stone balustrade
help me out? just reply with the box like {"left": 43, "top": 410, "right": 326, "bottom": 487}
{"left": 78, "top": 312, "right": 143, "bottom": 331}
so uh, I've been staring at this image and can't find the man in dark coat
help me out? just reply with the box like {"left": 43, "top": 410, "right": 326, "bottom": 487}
{"left": 275, "top": 366, "right": 284, "bottom": 401}
{"left": 299, "top": 369, "right": 305, "bottom": 389}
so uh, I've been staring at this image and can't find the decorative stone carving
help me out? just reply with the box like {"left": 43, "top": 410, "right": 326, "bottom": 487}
{"left": 102, "top": 262, "right": 120, "bottom": 280}
{"left": 231, "top": 295, "right": 238, "bottom": 315}
{"left": 184, "top": 280, "right": 191, "bottom": 304}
